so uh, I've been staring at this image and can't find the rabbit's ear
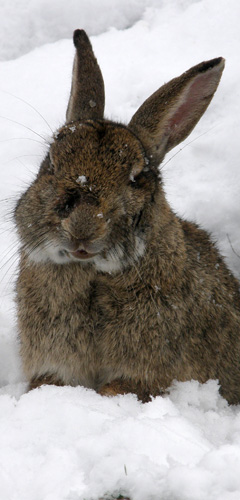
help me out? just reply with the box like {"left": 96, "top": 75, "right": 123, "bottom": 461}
{"left": 66, "top": 30, "right": 105, "bottom": 123}
{"left": 129, "top": 58, "right": 225, "bottom": 166}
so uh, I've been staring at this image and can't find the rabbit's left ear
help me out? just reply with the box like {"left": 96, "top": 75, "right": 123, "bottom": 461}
{"left": 66, "top": 30, "right": 105, "bottom": 123}
{"left": 129, "top": 57, "right": 225, "bottom": 166}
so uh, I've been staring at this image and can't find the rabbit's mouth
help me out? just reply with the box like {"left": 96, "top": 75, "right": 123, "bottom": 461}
{"left": 69, "top": 249, "right": 98, "bottom": 260}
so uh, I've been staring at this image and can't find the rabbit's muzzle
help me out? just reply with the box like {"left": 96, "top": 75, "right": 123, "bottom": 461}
{"left": 61, "top": 208, "right": 108, "bottom": 260}
{"left": 62, "top": 237, "right": 104, "bottom": 261}
{"left": 69, "top": 248, "right": 97, "bottom": 260}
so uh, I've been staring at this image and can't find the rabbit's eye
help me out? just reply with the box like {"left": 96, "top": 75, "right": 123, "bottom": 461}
{"left": 55, "top": 189, "right": 81, "bottom": 218}
{"left": 128, "top": 167, "right": 156, "bottom": 190}
{"left": 55, "top": 189, "right": 99, "bottom": 218}
{"left": 128, "top": 171, "right": 145, "bottom": 188}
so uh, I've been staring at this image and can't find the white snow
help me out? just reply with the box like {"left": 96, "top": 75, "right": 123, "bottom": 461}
{"left": 76, "top": 175, "right": 87, "bottom": 185}
{"left": 0, "top": 1, "right": 240, "bottom": 499}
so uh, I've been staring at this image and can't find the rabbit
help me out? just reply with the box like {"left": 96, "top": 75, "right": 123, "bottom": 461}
{"left": 14, "top": 29, "right": 240, "bottom": 404}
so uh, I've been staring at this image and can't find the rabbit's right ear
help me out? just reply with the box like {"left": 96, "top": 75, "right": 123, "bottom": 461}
{"left": 66, "top": 30, "right": 105, "bottom": 123}
{"left": 129, "top": 58, "right": 225, "bottom": 166}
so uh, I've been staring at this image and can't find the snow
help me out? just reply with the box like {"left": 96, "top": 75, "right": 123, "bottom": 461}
{"left": 76, "top": 175, "right": 87, "bottom": 185}
{"left": 0, "top": 1, "right": 240, "bottom": 499}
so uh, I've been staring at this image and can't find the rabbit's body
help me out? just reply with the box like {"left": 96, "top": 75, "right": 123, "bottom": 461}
{"left": 15, "top": 30, "right": 240, "bottom": 404}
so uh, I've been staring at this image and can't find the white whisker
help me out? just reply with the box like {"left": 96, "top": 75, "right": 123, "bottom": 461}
{"left": 0, "top": 115, "right": 48, "bottom": 142}
{"left": 0, "top": 89, "right": 54, "bottom": 134}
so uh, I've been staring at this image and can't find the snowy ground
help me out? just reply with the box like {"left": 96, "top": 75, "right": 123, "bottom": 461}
{"left": 0, "top": 1, "right": 240, "bottom": 499}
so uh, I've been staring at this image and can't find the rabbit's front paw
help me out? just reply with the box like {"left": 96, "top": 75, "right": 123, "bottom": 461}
{"left": 98, "top": 378, "right": 152, "bottom": 403}
{"left": 29, "top": 374, "right": 64, "bottom": 390}
{"left": 98, "top": 379, "right": 128, "bottom": 397}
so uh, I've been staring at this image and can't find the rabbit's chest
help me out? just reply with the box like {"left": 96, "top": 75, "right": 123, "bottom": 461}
{"left": 90, "top": 280, "right": 164, "bottom": 355}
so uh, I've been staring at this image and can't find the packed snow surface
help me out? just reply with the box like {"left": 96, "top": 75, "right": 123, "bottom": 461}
{"left": 0, "top": 1, "right": 240, "bottom": 499}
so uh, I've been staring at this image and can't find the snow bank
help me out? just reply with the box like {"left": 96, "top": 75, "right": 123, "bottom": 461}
{"left": 0, "top": 0, "right": 154, "bottom": 61}
{"left": 1, "top": 381, "right": 239, "bottom": 500}
{"left": 0, "top": 0, "right": 240, "bottom": 498}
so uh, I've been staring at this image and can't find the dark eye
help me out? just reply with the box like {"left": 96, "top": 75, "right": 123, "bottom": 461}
{"left": 55, "top": 189, "right": 81, "bottom": 218}
{"left": 129, "top": 171, "right": 146, "bottom": 188}
{"left": 55, "top": 189, "right": 99, "bottom": 218}
{"left": 129, "top": 168, "right": 156, "bottom": 189}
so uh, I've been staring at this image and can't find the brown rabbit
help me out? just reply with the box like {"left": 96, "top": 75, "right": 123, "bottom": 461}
{"left": 15, "top": 29, "right": 240, "bottom": 404}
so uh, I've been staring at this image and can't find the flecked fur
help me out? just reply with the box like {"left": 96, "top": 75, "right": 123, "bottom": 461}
{"left": 15, "top": 30, "right": 240, "bottom": 404}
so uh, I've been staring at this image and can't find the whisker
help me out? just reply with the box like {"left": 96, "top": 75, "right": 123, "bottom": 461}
{"left": 0, "top": 89, "right": 54, "bottom": 134}
{"left": 4, "top": 154, "right": 43, "bottom": 166}
{"left": 0, "top": 248, "right": 20, "bottom": 289}
{"left": 0, "top": 242, "right": 20, "bottom": 272}
{"left": 0, "top": 234, "right": 18, "bottom": 251}
{"left": 161, "top": 126, "right": 217, "bottom": 170}
{"left": 227, "top": 234, "right": 240, "bottom": 259}
{"left": 0, "top": 137, "right": 45, "bottom": 145}
{"left": 0, "top": 115, "right": 48, "bottom": 142}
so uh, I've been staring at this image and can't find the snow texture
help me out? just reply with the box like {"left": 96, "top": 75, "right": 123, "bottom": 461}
{"left": 0, "top": 1, "right": 240, "bottom": 499}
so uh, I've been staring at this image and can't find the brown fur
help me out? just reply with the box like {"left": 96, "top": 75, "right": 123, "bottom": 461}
{"left": 15, "top": 30, "right": 240, "bottom": 404}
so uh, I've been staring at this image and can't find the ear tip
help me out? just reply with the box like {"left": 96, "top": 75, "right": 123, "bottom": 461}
{"left": 73, "top": 29, "right": 91, "bottom": 49}
{"left": 199, "top": 57, "right": 225, "bottom": 74}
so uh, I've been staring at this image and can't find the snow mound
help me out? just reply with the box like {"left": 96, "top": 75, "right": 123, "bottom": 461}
{"left": 0, "top": 0, "right": 154, "bottom": 61}
{"left": 1, "top": 381, "right": 239, "bottom": 500}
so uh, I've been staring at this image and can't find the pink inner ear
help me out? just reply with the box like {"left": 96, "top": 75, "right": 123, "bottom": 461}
{"left": 168, "top": 70, "right": 218, "bottom": 133}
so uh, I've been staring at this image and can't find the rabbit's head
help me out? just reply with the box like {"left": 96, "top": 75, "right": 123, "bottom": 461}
{"left": 15, "top": 30, "right": 225, "bottom": 273}
{"left": 18, "top": 119, "right": 157, "bottom": 273}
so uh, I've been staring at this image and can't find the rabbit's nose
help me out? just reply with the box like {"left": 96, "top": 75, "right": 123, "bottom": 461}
{"left": 61, "top": 212, "right": 107, "bottom": 251}
{"left": 69, "top": 238, "right": 91, "bottom": 251}
{"left": 61, "top": 211, "right": 95, "bottom": 240}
